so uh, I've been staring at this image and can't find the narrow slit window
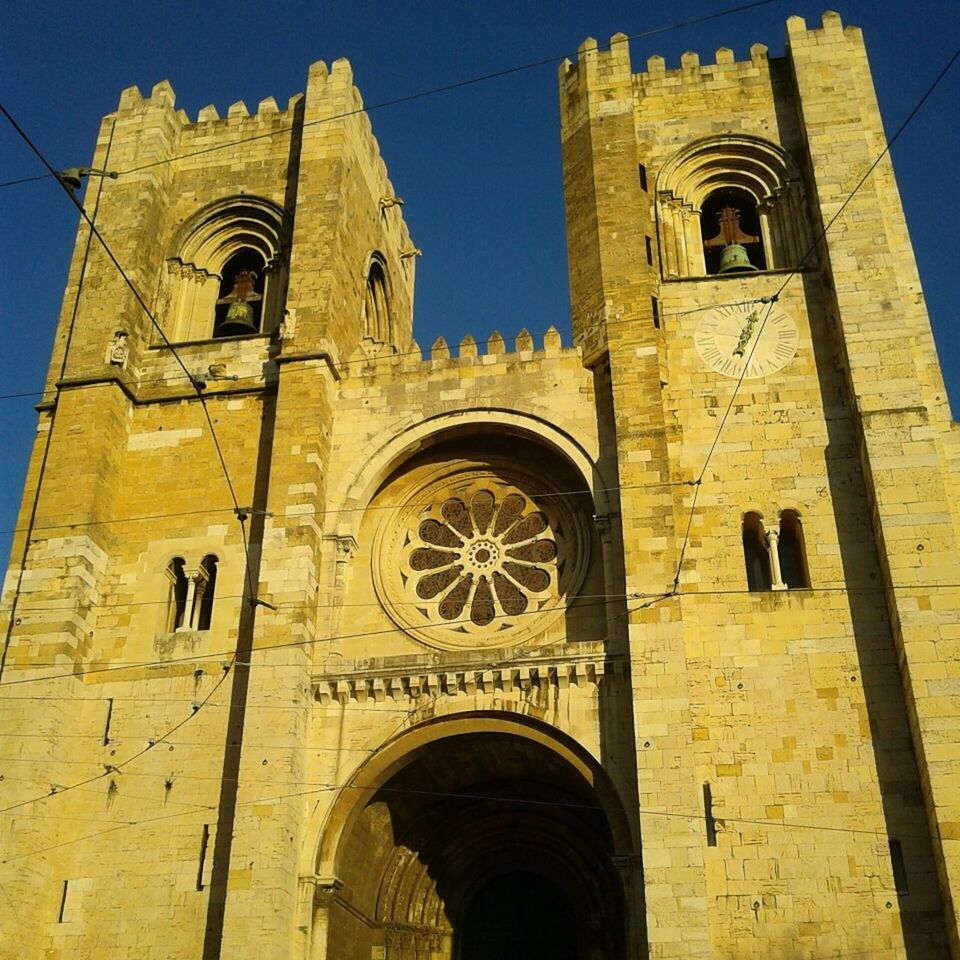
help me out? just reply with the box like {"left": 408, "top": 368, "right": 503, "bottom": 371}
{"left": 742, "top": 512, "right": 772, "bottom": 591}
{"left": 166, "top": 558, "right": 188, "bottom": 631}
{"left": 194, "top": 555, "right": 218, "bottom": 631}
{"left": 778, "top": 510, "right": 810, "bottom": 588}
{"left": 651, "top": 296, "right": 660, "bottom": 330}
{"left": 103, "top": 698, "right": 114, "bottom": 746}
{"left": 703, "top": 783, "right": 717, "bottom": 847}
{"left": 197, "top": 824, "right": 211, "bottom": 891}
{"left": 638, "top": 163, "right": 648, "bottom": 192}
{"left": 645, "top": 235, "right": 653, "bottom": 266}
{"left": 363, "top": 259, "right": 391, "bottom": 341}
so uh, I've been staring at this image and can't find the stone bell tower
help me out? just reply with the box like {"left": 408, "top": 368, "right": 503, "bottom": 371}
{"left": 0, "top": 58, "right": 416, "bottom": 958}
{"left": 560, "top": 11, "right": 960, "bottom": 958}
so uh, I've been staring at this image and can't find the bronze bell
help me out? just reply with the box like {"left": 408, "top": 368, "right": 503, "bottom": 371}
{"left": 215, "top": 269, "right": 261, "bottom": 336}
{"left": 717, "top": 243, "right": 759, "bottom": 274}
{"left": 220, "top": 300, "right": 258, "bottom": 335}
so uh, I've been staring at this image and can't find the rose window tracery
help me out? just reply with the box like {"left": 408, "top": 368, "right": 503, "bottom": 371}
{"left": 373, "top": 469, "right": 589, "bottom": 651}
{"left": 410, "top": 490, "right": 558, "bottom": 626}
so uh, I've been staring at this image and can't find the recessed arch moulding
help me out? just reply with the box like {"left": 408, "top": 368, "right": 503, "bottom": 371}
{"left": 656, "top": 135, "right": 813, "bottom": 278}
{"left": 157, "top": 195, "right": 289, "bottom": 341}
{"left": 321, "top": 409, "right": 615, "bottom": 661}
{"left": 302, "top": 713, "right": 642, "bottom": 960}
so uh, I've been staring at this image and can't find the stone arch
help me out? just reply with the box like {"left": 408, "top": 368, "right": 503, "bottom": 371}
{"left": 329, "top": 408, "right": 607, "bottom": 544}
{"left": 656, "top": 134, "right": 811, "bottom": 277}
{"left": 159, "top": 195, "right": 289, "bottom": 340}
{"left": 309, "top": 711, "right": 635, "bottom": 875}
{"left": 305, "top": 712, "right": 640, "bottom": 960}
{"left": 361, "top": 250, "right": 394, "bottom": 343}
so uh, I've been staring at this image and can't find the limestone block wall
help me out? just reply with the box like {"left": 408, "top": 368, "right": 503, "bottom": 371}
{"left": 560, "top": 12, "right": 958, "bottom": 958}
{"left": 285, "top": 59, "right": 415, "bottom": 367}
{"left": 0, "top": 54, "right": 417, "bottom": 960}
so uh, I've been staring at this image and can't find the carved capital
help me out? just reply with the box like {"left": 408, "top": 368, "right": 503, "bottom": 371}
{"left": 335, "top": 536, "right": 359, "bottom": 563}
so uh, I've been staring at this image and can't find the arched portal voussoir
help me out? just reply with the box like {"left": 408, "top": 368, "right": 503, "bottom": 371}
{"left": 308, "top": 711, "right": 634, "bottom": 880}
{"left": 328, "top": 408, "right": 607, "bottom": 542}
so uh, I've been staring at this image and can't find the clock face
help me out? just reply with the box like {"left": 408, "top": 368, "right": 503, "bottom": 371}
{"left": 694, "top": 302, "right": 799, "bottom": 379}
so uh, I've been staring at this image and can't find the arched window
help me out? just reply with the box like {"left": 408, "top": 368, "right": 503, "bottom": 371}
{"left": 778, "top": 511, "right": 809, "bottom": 588}
{"left": 701, "top": 187, "right": 767, "bottom": 274}
{"left": 657, "top": 136, "right": 811, "bottom": 279}
{"left": 161, "top": 197, "right": 287, "bottom": 342}
{"left": 193, "top": 555, "right": 219, "bottom": 630}
{"left": 166, "top": 557, "right": 188, "bottom": 631}
{"left": 163, "top": 554, "right": 219, "bottom": 633}
{"left": 742, "top": 513, "right": 772, "bottom": 591}
{"left": 213, "top": 249, "right": 266, "bottom": 338}
{"left": 363, "top": 258, "right": 391, "bottom": 342}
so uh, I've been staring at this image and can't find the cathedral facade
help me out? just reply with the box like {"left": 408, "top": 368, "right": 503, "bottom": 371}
{"left": 2, "top": 11, "right": 960, "bottom": 959}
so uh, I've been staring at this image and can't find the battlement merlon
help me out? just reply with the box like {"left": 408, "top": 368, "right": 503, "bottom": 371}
{"left": 341, "top": 327, "right": 577, "bottom": 385}
{"left": 43, "top": 56, "right": 415, "bottom": 395}
{"left": 559, "top": 11, "right": 875, "bottom": 137}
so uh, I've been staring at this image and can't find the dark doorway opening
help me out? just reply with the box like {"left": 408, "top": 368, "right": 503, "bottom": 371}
{"left": 459, "top": 870, "right": 578, "bottom": 960}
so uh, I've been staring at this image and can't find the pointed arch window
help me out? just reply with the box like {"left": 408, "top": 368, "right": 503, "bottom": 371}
{"left": 163, "top": 554, "right": 219, "bottom": 632}
{"left": 161, "top": 197, "right": 287, "bottom": 343}
{"left": 742, "top": 509, "right": 811, "bottom": 591}
{"left": 656, "top": 135, "right": 812, "bottom": 279}
{"left": 363, "top": 257, "right": 392, "bottom": 342}
{"left": 193, "top": 555, "right": 219, "bottom": 630}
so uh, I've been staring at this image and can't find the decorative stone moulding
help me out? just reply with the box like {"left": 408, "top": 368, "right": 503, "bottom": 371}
{"left": 373, "top": 467, "right": 590, "bottom": 651}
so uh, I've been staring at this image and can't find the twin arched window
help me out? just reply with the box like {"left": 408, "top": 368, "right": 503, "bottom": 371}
{"left": 165, "top": 554, "right": 219, "bottom": 631}
{"left": 656, "top": 136, "right": 812, "bottom": 279}
{"left": 742, "top": 511, "right": 809, "bottom": 592}
{"left": 162, "top": 197, "right": 287, "bottom": 342}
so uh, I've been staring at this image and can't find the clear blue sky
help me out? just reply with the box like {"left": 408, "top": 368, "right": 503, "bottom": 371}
{"left": 1, "top": 0, "right": 958, "bottom": 570}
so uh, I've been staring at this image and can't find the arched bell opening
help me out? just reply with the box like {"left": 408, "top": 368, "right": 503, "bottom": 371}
{"left": 213, "top": 248, "right": 266, "bottom": 337}
{"left": 317, "top": 723, "right": 639, "bottom": 960}
{"left": 700, "top": 187, "right": 767, "bottom": 274}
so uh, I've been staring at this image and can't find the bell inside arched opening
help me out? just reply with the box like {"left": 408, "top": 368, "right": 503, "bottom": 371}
{"left": 701, "top": 187, "right": 767, "bottom": 274}
{"left": 213, "top": 248, "right": 266, "bottom": 337}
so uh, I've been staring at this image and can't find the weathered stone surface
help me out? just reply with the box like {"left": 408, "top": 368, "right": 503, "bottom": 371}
{"left": 1, "top": 14, "right": 958, "bottom": 960}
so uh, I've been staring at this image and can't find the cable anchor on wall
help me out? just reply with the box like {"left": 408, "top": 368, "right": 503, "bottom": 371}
{"left": 58, "top": 167, "right": 119, "bottom": 192}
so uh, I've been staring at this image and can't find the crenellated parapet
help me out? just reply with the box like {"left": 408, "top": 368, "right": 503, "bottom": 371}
{"left": 340, "top": 325, "right": 578, "bottom": 385}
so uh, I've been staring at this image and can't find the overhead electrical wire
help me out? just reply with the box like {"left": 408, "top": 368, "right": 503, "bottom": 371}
{"left": 0, "top": 297, "right": 770, "bottom": 408}
{"left": 0, "top": 12, "right": 955, "bottom": 893}
{"left": 667, "top": 42, "right": 960, "bottom": 590}
{"left": 6, "top": 577, "right": 959, "bottom": 619}
{"left": 1, "top": 576, "right": 957, "bottom": 690}
{"left": 0, "top": 0, "right": 784, "bottom": 192}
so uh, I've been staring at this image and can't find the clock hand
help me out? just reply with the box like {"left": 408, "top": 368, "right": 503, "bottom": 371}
{"left": 732, "top": 309, "right": 760, "bottom": 357}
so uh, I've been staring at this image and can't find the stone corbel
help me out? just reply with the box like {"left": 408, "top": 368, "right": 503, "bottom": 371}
{"left": 333, "top": 535, "right": 358, "bottom": 592}
{"left": 105, "top": 329, "right": 129, "bottom": 369}
{"left": 303, "top": 875, "right": 343, "bottom": 909}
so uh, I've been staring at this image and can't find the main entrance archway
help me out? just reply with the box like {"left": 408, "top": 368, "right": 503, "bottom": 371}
{"left": 459, "top": 871, "right": 577, "bottom": 959}
{"left": 314, "top": 715, "right": 638, "bottom": 959}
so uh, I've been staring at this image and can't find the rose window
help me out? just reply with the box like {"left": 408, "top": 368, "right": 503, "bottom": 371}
{"left": 411, "top": 489, "right": 558, "bottom": 626}
{"left": 373, "top": 470, "right": 589, "bottom": 651}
